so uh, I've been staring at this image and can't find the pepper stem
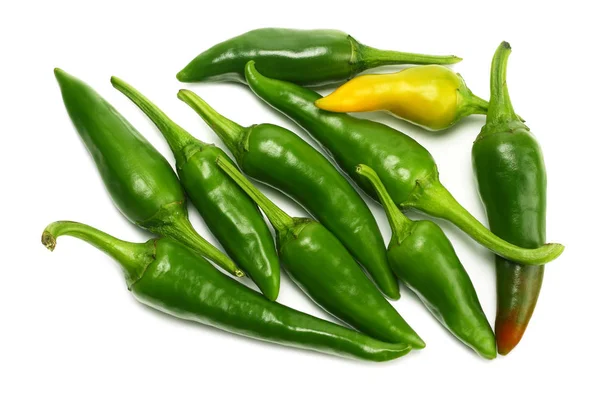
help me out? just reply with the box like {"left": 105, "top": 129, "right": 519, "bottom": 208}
{"left": 357, "top": 42, "right": 462, "bottom": 69}
{"left": 216, "top": 156, "right": 294, "bottom": 233}
{"left": 356, "top": 165, "right": 414, "bottom": 243}
{"left": 178, "top": 89, "right": 247, "bottom": 161}
{"left": 41, "top": 221, "right": 154, "bottom": 288}
{"left": 486, "top": 42, "right": 519, "bottom": 125}
{"left": 412, "top": 180, "right": 564, "bottom": 265}
{"left": 461, "top": 92, "right": 490, "bottom": 117}
{"left": 111, "top": 77, "right": 199, "bottom": 159}
{"left": 153, "top": 209, "right": 244, "bottom": 277}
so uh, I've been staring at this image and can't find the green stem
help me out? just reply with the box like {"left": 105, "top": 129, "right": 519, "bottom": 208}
{"left": 355, "top": 165, "right": 414, "bottom": 243}
{"left": 155, "top": 210, "right": 244, "bottom": 277}
{"left": 462, "top": 92, "right": 489, "bottom": 116}
{"left": 216, "top": 156, "right": 294, "bottom": 233}
{"left": 41, "top": 221, "right": 154, "bottom": 287}
{"left": 357, "top": 43, "right": 462, "bottom": 69}
{"left": 178, "top": 89, "right": 247, "bottom": 161}
{"left": 413, "top": 180, "right": 564, "bottom": 265}
{"left": 111, "top": 77, "right": 198, "bottom": 156}
{"left": 486, "top": 42, "right": 519, "bottom": 125}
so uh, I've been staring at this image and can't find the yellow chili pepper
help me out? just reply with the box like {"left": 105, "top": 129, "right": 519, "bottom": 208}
{"left": 315, "top": 65, "right": 488, "bottom": 131}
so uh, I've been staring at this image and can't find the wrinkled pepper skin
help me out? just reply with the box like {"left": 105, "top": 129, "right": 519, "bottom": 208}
{"left": 315, "top": 66, "right": 489, "bottom": 131}
{"left": 473, "top": 42, "right": 547, "bottom": 355}
{"left": 357, "top": 165, "right": 495, "bottom": 359}
{"left": 177, "top": 90, "right": 399, "bottom": 300}
{"left": 244, "top": 61, "right": 563, "bottom": 266}
{"left": 54, "top": 69, "right": 241, "bottom": 277}
{"left": 111, "top": 78, "right": 280, "bottom": 300}
{"left": 42, "top": 221, "right": 412, "bottom": 362}
{"left": 176, "top": 28, "right": 461, "bottom": 86}
{"left": 216, "top": 157, "right": 425, "bottom": 349}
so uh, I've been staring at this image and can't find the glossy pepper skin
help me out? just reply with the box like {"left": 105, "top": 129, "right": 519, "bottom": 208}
{"left": 316, "top": 66, "right": 489, "bottom": 131}
{"left": 356, "top": 165, "right": 496, "bottom": 359}
{"left": 177, "top": 89, "right": 399, "bottom": 300}
{"left": 41, "top": 221, "right": 412, "bottom": 362}
{"left": 176, "top": 28, "right": 461, "bottom": 87}
{"left": 54, "top": 69, "right": 241, "bottom": 277}
{"left": 244, "top": 61, "right": 563, "bottom": 266}
{"left": 216, "top": 157, "right": 425, "bottom": 348}
{"left": 473, "top": 42, "right": 548, "bottom": 355}
{"left": 110, "top": 77, "right": 280, "bottom": 300}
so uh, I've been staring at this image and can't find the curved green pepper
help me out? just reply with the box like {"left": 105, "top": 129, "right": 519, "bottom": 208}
{"left": 177, "top": 89, "right": 399, "bottom": 300}
{"left": 41, "top": 221, "right": 412, "bottom": 362}
{"left": 176, "top": 28, "right": 461, "bottom": 86}
{"left": 54, "top": 69, "right": 242, "bottom": 277}
{"left": 244, "top": 61, "right": 563, "bottom": 266}
{"left": 216, "top": 157, "right": 424, "bottom": 348}
{"left": 356, "top": 165, "right": 496, "bottom": 359}
{"left": 110, "top": 77, "right": 280, "bottom": 300}
{"left": 473, "top": 42, "right": 548, "bottom": 355}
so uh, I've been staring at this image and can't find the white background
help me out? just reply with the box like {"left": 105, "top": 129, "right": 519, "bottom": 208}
{"left": 1, "top": 1, "right": 598, "bottom": 398}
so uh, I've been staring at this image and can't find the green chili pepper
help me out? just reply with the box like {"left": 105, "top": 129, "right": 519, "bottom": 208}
{"left": 54, "top": 69, "right": 242, "bottom": 277}
{"left": 216, "top": 156, "right": 425, "bottom": 348}
{"left": 41, "top": 221, "right": 412, "bottom": 362}
{"left": 473, "top": 42, "right": 549, "bottom": 355}
{"left": 110, "top": 77, "right": 280, "bottom": 300}
{"left": 356, "top": 164, "right": 496, "bottom": 359}
{"left": 177, "top": 89, "right": 399, "bottom": 300}
{"left": 176, "top": 28, "right": 462, "bottom": 87}
{"left": 243, "top": 61, "right": 564, "bottom": 266}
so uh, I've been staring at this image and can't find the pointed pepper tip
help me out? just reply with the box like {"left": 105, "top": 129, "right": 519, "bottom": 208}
{"left": 53, "top": 67, "right": 69, "bottom": 82}
{"left": 412, "top": 337, "right": 426, "bottom": 350}
{"left": 176, "top": 70, "right": 191, "bottom": 82}
{"left": 495, "top": 320, "right": 526, "bottom": 356}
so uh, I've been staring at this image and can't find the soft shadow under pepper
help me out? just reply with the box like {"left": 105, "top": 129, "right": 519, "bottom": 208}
{"left": 41, "top": 221, "right": 412, "bottom": 362}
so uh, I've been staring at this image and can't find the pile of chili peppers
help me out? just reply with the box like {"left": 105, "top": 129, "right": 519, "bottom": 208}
{"left": 43, "top": 29, "right": 564, "bottom": 361}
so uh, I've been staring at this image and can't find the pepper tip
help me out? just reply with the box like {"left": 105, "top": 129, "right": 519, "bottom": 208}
{"left": 546, "top": 242, "right": 565, "bottom": 263}
{"left": 244, "top": 60, "right": 257, "bottom": 76}
{"left": 54, "top": 67, "right": 67, "bottom": 80}
{"left": 495, "top": 320, "right": 526, "bottom": 355}
{"left": 475, "top": 334, "right": 498, "bottom": 360}
{"left": 176, "top": 70, "right": 190, "bottom": 82}
{"left": 262, "top": 283, "right": 280, "bottom": 302}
